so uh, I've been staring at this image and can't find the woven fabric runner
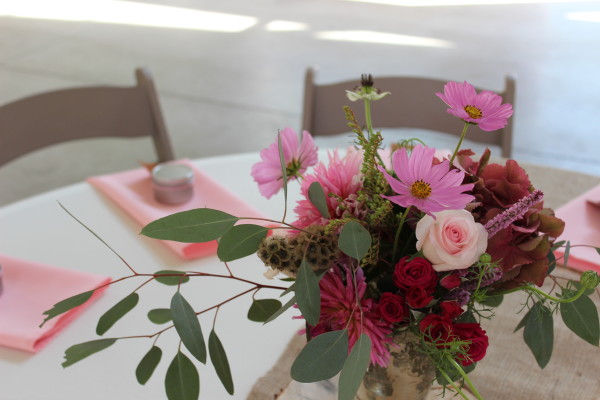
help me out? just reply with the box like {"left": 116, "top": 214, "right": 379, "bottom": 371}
{"left": 249, "top": 162, "right": 600, "bottom": 400}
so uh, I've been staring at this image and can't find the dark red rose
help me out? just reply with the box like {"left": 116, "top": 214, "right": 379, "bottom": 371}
{"left": 378, "top": 292, "right": 408, "bottom": 323}
{"left": 406, "top": 287, "right": 434, "bottom": 309}
{"left": 439, "top": 301, "right": 463, "bottom": 320}
{"left": 419, "top": 314, "right": 453, "bottom": 344}
{"left": 440, "top": 274, "right": 462, "bottom": 290}
{"left": 453, "top": 322, "right": 489, "bottom": 366}
{"left": 393, "top": 256, "right": 438, "bottom": 291}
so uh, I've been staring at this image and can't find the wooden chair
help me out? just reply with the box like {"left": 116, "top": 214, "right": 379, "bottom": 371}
{"left": 0, "top": 67, "right": 175, "bottom": 166}
{"left": 301, "top": 67, "right": 515, "bottom": 158}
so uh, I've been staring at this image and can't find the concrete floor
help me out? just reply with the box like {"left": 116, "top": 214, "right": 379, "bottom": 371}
{"left": 1, "top": 0, "right": 600, "bottom": 205}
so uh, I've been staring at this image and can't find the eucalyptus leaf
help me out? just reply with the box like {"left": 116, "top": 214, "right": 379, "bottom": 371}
{"left": 209, "top": 330, "right": 234, "bottom": 395}
{"left": 338, "top": 221, "right": 371, "bottom": 261}
{"left": 478, "top": 294, "right": 503, "bottom": 308}
{"left": 560, "top": 292, "right": 600, "bottom": 346}
{"left": 523, "top": 302, "right": 554, "bottom": 369}
{"left": 247, "top": 299, "right": 282, "bottom": 322}
{"left": 264, "top": 296, "right": 297, "bottom": 324}
{"left": 280, "top": 282, "right": 295, "bottom": 297}
{"left": 563, "top": 240, "right": 571, "bottom": 267}
{"left": 148, "top": 308, "right": 173, "bottom": 324}
{"left": 40, "top": 290, "right": 94, "bottom": 327}
{"left": 136, "top": 346, "right": 162, "bottom": 385}
{"left": 141, "top": 208, "right": 238, "bottom": 243}
{"left": 514, "top": 307, "right": 532, "bottom": 333}
{"left": 62, "top": 338, "right": 117, "bottom": 368}
{"left": 96, "top": 292, "right": 139, "bottom": 335}
{"left": 308, "top": 181, "right": 331, "bottom": 219}
{"left": 291, "top": 330, "right": 349, "bottom": 382}
{"left": 217, "top": 224, "right": 268, "bottom": 262}
{"left": 154, "top": 270, "right": 190, "bottom": 286}
{"left": 171, "top": 292, "right": 206, "bottom": 364}
{"left": 165, "top": 351, "right": 200, "bottom": 400}
{"left": 546, "top": 250, "right": 556, "bottom": 275}
{"left": 338, "top": 334, "right": 372, "bottom": 400}
{"left": 295, "top": 260, "right": 321, "bottom": 326}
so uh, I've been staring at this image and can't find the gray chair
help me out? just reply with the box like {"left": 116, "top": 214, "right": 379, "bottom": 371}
{"left": 301, "top": 67, "right": 515, "bottom": 158}
{"left": 0, "top": 67, "right": 175, "bottom": 166}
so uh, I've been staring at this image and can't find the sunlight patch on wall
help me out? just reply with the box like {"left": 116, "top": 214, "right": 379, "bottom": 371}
{"left": 0, "top": 0, "right": 257, "bottom": 32}
{"left": 314, "top": 30, "right": 454, "bottom": 48}
{"left": 265, "top": 20, "right": 308, "bottom": 31}
{"left": 345, "top": 0, "right": 596, "bottom": 6}
{"left": 567, "top": 11, "right": 600, "bottom": 23}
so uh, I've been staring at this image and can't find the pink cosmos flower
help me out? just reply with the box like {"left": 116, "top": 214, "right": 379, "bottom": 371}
{"left": 251, "top": 128, "right": 318, "bottom": 199}
{"left": 436, "top": 81, "right": 513, "bottom": 131}
{"left": 378, "top": 145, "right": 474, "bottom": 216}
{"left": 309, "top": 263, "right": 393, "bottom": 367}
{"left": 293, "top": 148, "right": 363, "bottom": 229}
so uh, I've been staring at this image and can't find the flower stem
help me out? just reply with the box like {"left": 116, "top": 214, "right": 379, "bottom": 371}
{"left": 449, "top": 123, "right": 470, "bottom": 165}
{"left": 437, "top": 367, "right": 471, "bottom": 400}
{"left": 392, "top": 206, "right": 412, "bottom": 262}
{"left": 492, "top": 284, "right": 587, "bottom": 304}
{"left": 447, "top": 355, "right": 484, "bottom": 400}
{"left": 364, "top": 99, "right": 374, "bottom": 139}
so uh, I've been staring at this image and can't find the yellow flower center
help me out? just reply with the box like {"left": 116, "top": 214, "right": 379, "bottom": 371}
{"left": 410, "top": 180, "right": 432, "bottom": 199}
{"left": 464, "top": 105, "right": 483, "bottom": 119}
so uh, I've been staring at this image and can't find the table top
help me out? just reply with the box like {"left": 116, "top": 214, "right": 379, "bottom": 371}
{"left": 1, "top": 150, "right": 600, "bottom": 400}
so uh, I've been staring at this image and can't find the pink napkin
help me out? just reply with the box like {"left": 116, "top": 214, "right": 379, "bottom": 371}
{"left": 554, "top": 183, "right": 600, "bottom": 272}
{"left": 0, "top": 254, "right": 110, "bottom": 352}
{"left": 87, "top": 160, "right": 272, "bottom": 260}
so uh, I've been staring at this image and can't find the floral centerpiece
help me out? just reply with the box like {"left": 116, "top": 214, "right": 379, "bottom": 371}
{"left": 43, "top": 75, "right": 600, "bottom": 400}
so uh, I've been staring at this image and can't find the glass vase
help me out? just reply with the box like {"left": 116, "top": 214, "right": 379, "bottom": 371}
{"left": 355, "top": 331, "right": 435, "bottom": 400}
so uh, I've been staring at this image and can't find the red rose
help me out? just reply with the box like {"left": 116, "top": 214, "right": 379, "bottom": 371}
{"left": 393, "top": 256, "right": 438, "bottom": 291}
{"left": 419, "top": 314, "right": 453, "bottom": 344}
{"left": 406, "top": 286, "right": 434, "bottom": 309}
{"left": 439, "top": 301, "right": 463, "bottom": 319}
{"left": 440, "top": 274, "right": 462, "bottom": 290}
{"left": 453, "top": 322, "right": 489, "bottom": 366}
{"left": 379, "top": 292, "right": 408, "bottom": 323}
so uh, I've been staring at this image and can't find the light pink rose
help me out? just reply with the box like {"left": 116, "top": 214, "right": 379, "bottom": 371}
{"left": 415, "top": 209, "right": 488, "bottom": 272}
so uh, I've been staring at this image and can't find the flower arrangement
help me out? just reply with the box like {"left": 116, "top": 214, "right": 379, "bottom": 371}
{"left": 44, "top": 75, "right": 600, "bottom": 400}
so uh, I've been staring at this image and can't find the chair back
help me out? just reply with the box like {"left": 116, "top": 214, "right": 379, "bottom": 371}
{"left": 301, "top": 67, "right": 515, "bottom": 158}
{"left": 0, "top": 68, "right": 174, "bottom": 166}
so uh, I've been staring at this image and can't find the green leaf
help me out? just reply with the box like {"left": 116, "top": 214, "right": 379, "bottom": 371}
{"left": 209, "top": 330, "right": 234, "bottom": 395}
{"left": 514, "top": 307, "right": 532, "bottom": 333}
{"left": 136, "top": 346, "right": 162, "bottom": 385}
{"left": 170, "top": 292, "right": 206, "bottom": 364}
{"left": 264, "top": 296, "right": 297, "bottom": 324}
{"left": 596, "top": 247, "right": 600, "bottom": 256}
{"left": 560, "top": 292, "right": 600, "bottom": 346}
{"left": 291, "top": 330, "right": 349, "bottom": 382}
{"left": 148, "top": 308, "right": 173, "bottom": 324}
{"left": 247, "top": 299, "right": 283, "bottom": 322}
{"left": 96, "top": 292, "right": 139, "bottom": 335}
{"left": 338, "top": 221, "right": 371, "bottom": 261}
{"left": 338, "top": 334, "right": 372, "bottom": 400}
{"left": 546, "top": 250, "right": 556, "bottom": 275}
{"left": 308, "top": 182, "right": 331, "bottom": 219}
{"left": 154, "top": 270, "right": 190, "bottom": 286}
{"left": 217, "top": 224, "right": 268, "bottom": 262}
{"left": 141, "top": 208, "right": 238, "bottom": 243}
{"left": 165, "top": 351, "right": 200, "bottom": 400}
{"left": 563, "top": 240, "right": 571, "bottom": 267}
{"left": 523, "top": 302, "right": 554, "bottom": 368}
{"left": 478, "top": 294, "right": 503, "bottom": 308}
{"left": 295, "top": 259, "right": 321, "bottom": 326}
{"left": 62, "top": 338, "right": 117, "bottom": 368}
{"left": 456, "top": 310, "right": 478, "bottom": 324}
{"left": 280, "top": 282, "right": 295, "bottom": 297}
{"left": 40, "top": 290, "right": 94, "bottom": 327}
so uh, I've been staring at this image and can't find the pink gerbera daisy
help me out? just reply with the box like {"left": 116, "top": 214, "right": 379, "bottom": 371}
{"left": 251, "top": 127, "right": 318, "bottom": 199}
{"left": 436, "top": 81, "right": 513, "bottom": 131}
{"left": 292, "top": 148, "right": 363, "bottom": 229}
{"left": 309, "top": 264, "right": 393, "bottom": 367}
{"left": 378, "top": 145, "right": 474, "bottom": 216}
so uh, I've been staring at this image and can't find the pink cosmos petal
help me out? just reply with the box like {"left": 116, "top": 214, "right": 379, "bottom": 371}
{"left": 380, "top": 145, "right": 474, "bottom": 216}
{"left": 251, "top": 127, "right": 318, "bottom": 199}
{"left": 436, "top": 81, "right": 513, "bottom": 132}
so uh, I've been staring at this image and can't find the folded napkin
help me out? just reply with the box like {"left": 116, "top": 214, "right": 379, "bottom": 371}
{"left": 554, "top": 183, "right": 600, "bottom": 272}
{"left": 87, "top": 160, "right": 271, "bottom": 260}
{"left": 0, "top": 254, "right": 110, "bottom": 352}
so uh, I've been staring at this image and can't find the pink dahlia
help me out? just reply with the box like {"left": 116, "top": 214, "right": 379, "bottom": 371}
{"left": 436, "top": 81, "right": 513, "bottom": 131}
{"left": 293, "top": 148, "right": 363, "bottom": 229}
{"left": 251, "top": 127, "right": 318, "bottom": 199}
{"left": 378, "top": 145, "right": 474, "bottom": 216}
{"left": 310, "top": 264, "right": 393, "bottom": 367}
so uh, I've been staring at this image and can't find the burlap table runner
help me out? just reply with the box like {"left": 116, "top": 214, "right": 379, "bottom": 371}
{"left": 249, "top": 162, "right": 600, "bottom": 400}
